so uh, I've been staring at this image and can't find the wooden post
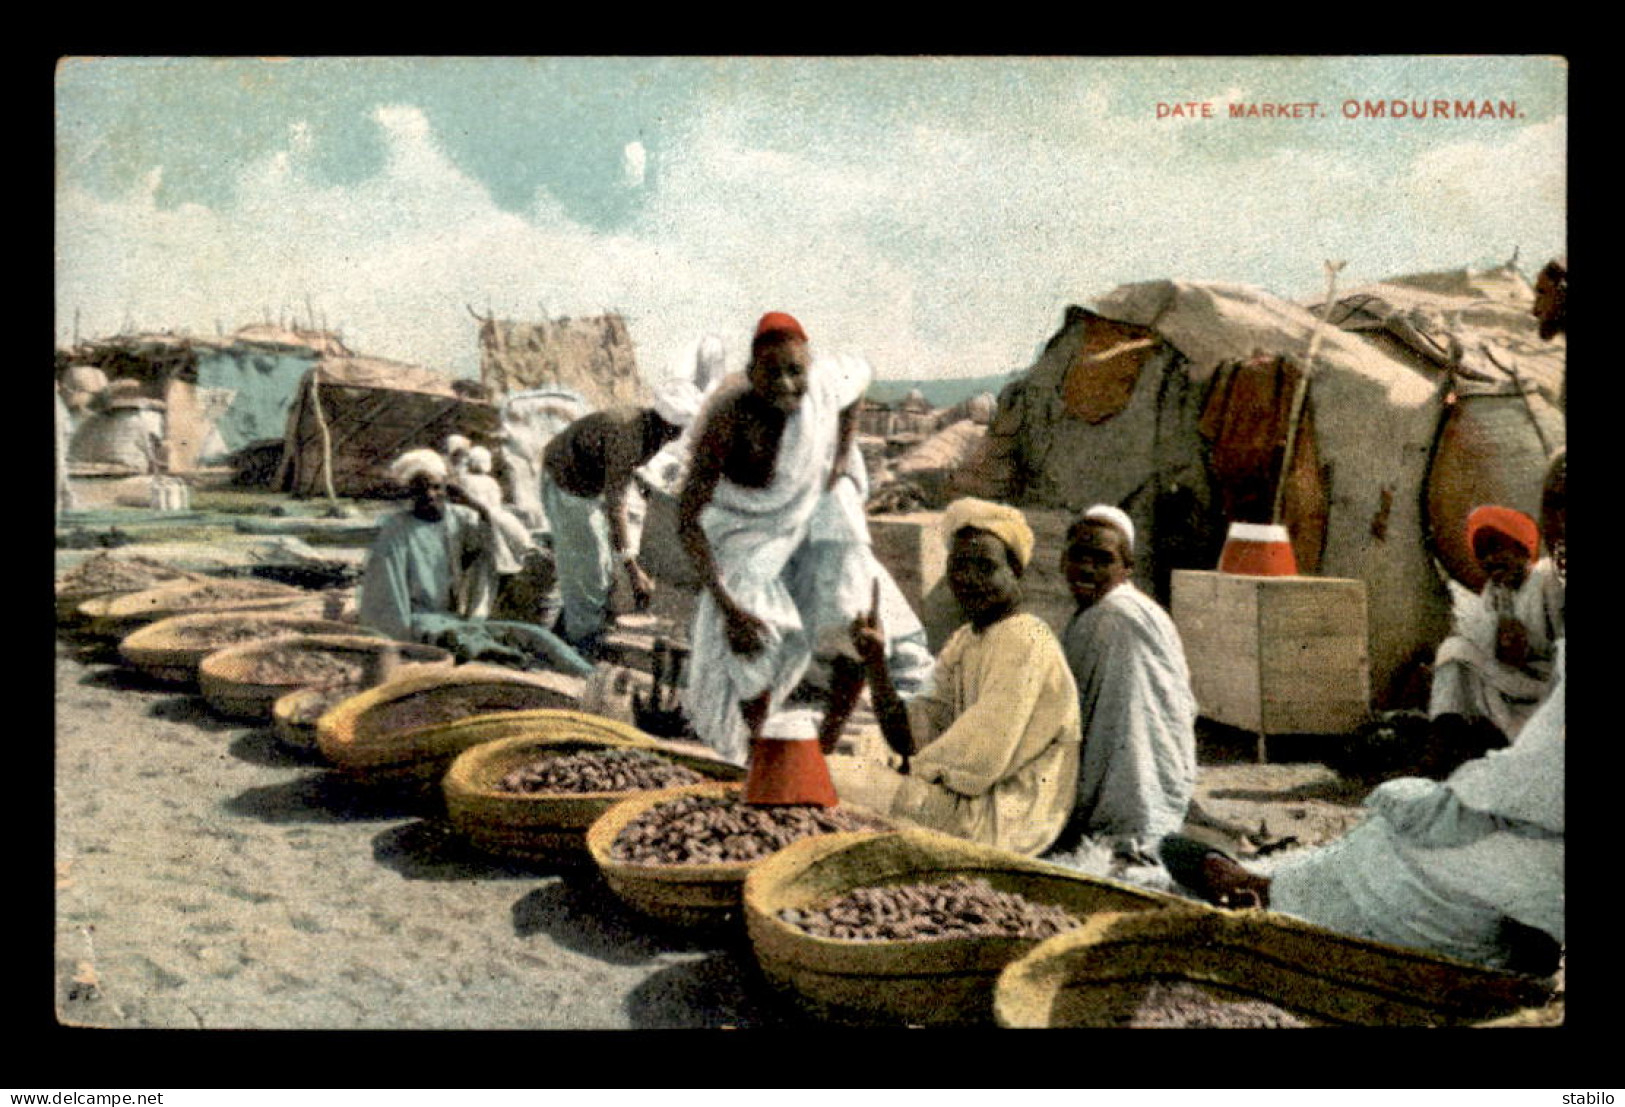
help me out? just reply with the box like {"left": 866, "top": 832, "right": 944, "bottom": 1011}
{"left": 1272, "top": 260, "right": 1346, "bottom": 526}
{"left": 306, "top": 368, "right": 338, "bottom": 506}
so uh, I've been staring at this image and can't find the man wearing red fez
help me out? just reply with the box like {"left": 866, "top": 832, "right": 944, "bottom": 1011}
{"left": 676, "top": 312, "right": 931, "bottom": 798}
{"left": 1427, "top": 503, "right": 1564, "bottom": 760}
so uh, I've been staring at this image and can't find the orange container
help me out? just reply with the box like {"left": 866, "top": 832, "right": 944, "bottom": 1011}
{"left": 1217, "top": 522, "right": 1298, "bottom": 577}
{"left": 744, "top": 737, "right": 839, "bottom": 807}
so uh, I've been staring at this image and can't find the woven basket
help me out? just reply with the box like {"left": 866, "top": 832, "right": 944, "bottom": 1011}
{"left": 77, "top": 577, "right": 314, "bottom": 640}
{"left": 992, "top": 906, "right": 1556, "bottom": 1029}
{"left": 272, "top": 684, "right": 363, "bottom": 752}
{"left": 589, "top": 785, "right": 893, "bottom": 932}
{"left": 199, "top": 634, "right": 454, "bottom": 722}
{"left": 119, "top": 611, "right": 366, "bottom": 687}
{"left": 315, "top": 673, "right": 593, "bottom": 774}
{"left": 55, "top": 556, "right": 208, "bottom": 624}
{"left": 742, "top": 828, "right": 1181, "bottom": 1027}
{"left": 443, "top": 731, "right": 744, "bottom": 863}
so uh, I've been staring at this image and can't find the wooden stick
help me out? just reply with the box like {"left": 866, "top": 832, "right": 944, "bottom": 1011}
{"left": 306, "top": 368, "right": 338, "bottom": 505}
{"left": 1272, "top": 260, "right": 1346, "bottom": 525}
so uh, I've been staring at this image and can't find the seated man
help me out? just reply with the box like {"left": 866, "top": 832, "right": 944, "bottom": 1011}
{"left": 541, "top": 379, "right": 702, "bottom": 656}
{"left": 1163, "top": 637, "right": 1565, "bottom": 977}
{"left": 359, "top": 448, "right": 495, "bottom": 642}
{"left": 1429, "top": 505, "right": 1563, "bottom": 753}
{"left": 825, "top": 498, "right": 1082, "bottom": 858}
{"left": 1042, "top": 505, "right": 1197, "bottom": 867}
{"left": 359, "top": 449, "right": 591, "bottom": 677}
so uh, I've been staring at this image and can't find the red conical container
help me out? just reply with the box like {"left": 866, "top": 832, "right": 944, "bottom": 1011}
{"left": 743, "top": 737, "right": 839, "bottom": 807}
{"left": 1217, "top": 522, "right": 1298, "bottom": 577}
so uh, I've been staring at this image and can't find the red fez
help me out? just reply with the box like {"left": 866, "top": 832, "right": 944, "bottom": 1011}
{"left": 754, "top": 311, "right": 808, "bottom": 345}
{"left": 1466, "top": 505, "right": 1539, "bottom": 558}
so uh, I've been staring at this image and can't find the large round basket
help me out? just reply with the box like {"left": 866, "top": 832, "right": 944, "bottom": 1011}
{"left": 742, "top": 828, "right": 1181, "bottom": 1027}
{"left": 314, "top": 675, "right": 598, "bottom": 777}
{"left": 992, "top": 906, "right": 1557, "bottom": 1029}
{"left": 443, "top": 730, "right": 744, "bottom": 864}
{"left": 56, "top": 556, "right": 208, "bottom": 624}
{"left": 119, "top": 611, "right": 367, "bottom": 687}
{"left": 199, "top": 634, "right": 454, "bottom": 722}
{"left": 78, "top": 577, "right": 314, "bottom": 640}
{"left": 588, "top": 785, "right": 892, "bottom": 932}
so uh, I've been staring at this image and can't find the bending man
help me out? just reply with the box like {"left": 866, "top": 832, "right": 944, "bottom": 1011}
{"left": 541, "top": 379, "right": 702, "bottom": 657}
{"left": 677, "top": 312, "right": 871, "bottom": 765}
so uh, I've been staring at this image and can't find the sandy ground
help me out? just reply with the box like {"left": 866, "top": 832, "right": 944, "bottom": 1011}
{"left": 53, "top": 613, "right": 1372, "bottom": 1031}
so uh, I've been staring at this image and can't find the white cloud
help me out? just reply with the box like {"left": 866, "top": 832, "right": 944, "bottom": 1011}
{"left": 622, "top": 141, "right": 647, "bottom": 189}
{"left": 55, "top": 98, "right": 1567, "bottom": 387}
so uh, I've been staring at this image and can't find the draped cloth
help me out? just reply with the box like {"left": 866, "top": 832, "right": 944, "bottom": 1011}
{"left": 882, "top": 613, "right": 1082, "bottom": 857}
{"left": 784, "top": 454, "right": 935, "bottom": 697}
{"left": 1268, "top": 640, "right": 1565, "bottom": 968}
{"left": 540, "top": 474, "right": 615, "bottom": 649}
{"left": 1430, "top": 558, "right": 1564, "bottom": 739}
{"left": 457, "top": 471, "right": 534, "bottom": 576}
{"left": 1045, "top": 583, "right": 1198, "bottom": 862}
{"left": 682, "top": 354, "right": 871, "bottom": 764}
{"left": 358, "top": 505, "right": 494, "bottom": 642}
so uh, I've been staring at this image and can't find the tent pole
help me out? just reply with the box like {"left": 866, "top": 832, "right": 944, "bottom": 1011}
{"left": 1272, "top": 260, "right": 1346, "bottom": 526}
{"left": 306, "top": 368, "right": 339, "bottom": 507}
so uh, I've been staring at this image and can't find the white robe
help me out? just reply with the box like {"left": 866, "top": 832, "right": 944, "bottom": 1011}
{"left": 1270, "top": 640, "right": 1565, "bottom": 968}
{"left": 457, "top": 472, "right": 535, "bottom": 576}
{"left": 358, "top": 505, "right": 494, "bottom": 641}
{"left": 683, "top": 354, "right": 871, "bottom": 764}
{"left": 1430, "top": 559, "right": 1564, "bottom": 739}
{"left": 1046, "top": 583, "right": 1198, "bottom": 861}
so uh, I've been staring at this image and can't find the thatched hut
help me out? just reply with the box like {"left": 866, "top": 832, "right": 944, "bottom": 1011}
{"left": 279, "top": 356, "right": 501, "bottom": 499}
{"left": 471, "top": 309, "right": 646, "bottom": 409}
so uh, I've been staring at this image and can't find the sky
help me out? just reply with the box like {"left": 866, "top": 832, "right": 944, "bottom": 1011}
{"left": 54, "top": 55, "right": 1567, "bottom": 384}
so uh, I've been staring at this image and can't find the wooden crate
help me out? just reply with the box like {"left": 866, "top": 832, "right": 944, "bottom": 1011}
{"left": 1171, "top": 570, "right": 1370, "bottom": 750}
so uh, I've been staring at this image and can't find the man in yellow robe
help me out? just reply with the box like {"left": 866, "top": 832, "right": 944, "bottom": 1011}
{"left": 825, "top": 498, "right": 1082, "bottom": 857}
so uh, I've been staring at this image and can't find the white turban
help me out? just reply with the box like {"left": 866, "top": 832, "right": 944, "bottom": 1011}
{"left": 652, "top": 378, "right": 703, "bottom": 428}
{"left": 466, "top": 445, "right": 493, "bottom": 475}
{"left": 1083, "top": 504, "right": 1135, "bottom": 553}
{"left": 942, "top": 497, "right": 1035, "bottom": 569}
{"left": 443, "top": 434, "right": 471, "bottom": 457}
{"left": 389, "top": 448, "right": 448, "bottom": 486}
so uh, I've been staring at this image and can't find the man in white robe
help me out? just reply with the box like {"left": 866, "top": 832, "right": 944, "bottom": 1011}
{"left": 1043, "top": 505, "right": 1198, "bottom": 867}
{"left": 1430, "top": 505, "right": 1564, "bottom": 747}
{"left": 1164, "top": 639, "right": 1565, "bottom": 975}
{"left": 677, "top": 312, "right": 871, "bottom": 765}
{"left": 359, "top": 449, "right": 496, "bottom": 641}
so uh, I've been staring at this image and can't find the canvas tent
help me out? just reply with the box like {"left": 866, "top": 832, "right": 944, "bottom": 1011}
{"left": 60, "top": 326, "right": 350, "bottom": 474}
{"left": 952, "top": 277, "right": 1546, "bottom": 710}
{"left": 280, "top": 356, "right": 501, "bottom": 499}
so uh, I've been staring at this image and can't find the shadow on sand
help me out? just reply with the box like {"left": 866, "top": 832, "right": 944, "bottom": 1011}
{"left": 509, "top": 874, "right": 730, "bottom": 966}
{"left": 227, "top": 727, "right": 327, "bottom": 769}
{"left": 624, "top": 950, "right": 805, "bottom": 1029}
{"left": 223, "top": 770, "right": 442, "bottom": 824}
{"left": 371, "top": 819, "right": 571, "bottom": 883}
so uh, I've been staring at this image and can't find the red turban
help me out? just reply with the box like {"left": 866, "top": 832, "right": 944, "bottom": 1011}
{"left": 754, "top": 311, "right": 808, "bottom": 346}
{"left": 1466, "top": 505, "right": 1539, "bottom": 558}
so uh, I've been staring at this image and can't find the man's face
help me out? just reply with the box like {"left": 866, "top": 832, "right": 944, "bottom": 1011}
{"left": 948, "top": 528, "right": 1021, "bottom": 624}
{"left": 1472, "top": 529, "right": 1530, "bottom": 589}
{"left": 747, "top": 338, "right": 811, "bottom": 415}
{"left": 410, "top": 473, "right": 447, "bottom": 521}
{"left": 1061, "top": 521, "right": 1130, "bottom": 609}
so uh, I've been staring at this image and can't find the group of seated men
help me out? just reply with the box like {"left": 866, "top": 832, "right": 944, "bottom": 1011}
{"left": 356, "top": 309, "right": 1564, "bottom": 976}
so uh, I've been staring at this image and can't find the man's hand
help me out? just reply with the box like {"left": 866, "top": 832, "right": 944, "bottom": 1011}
{"left": 1495, "top": 617, "right": 1531, "bottom": 668}
{"left": 849, "top": 578, "right": 887, "bottom": 670}
{"left": 723, "top": 604, "right": 770, "bottom": 657}
{"left": 626, "top": 559, "right": 655, "bottom": 612}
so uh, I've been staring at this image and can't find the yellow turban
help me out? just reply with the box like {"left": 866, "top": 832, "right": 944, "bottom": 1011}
{"left": 941, "top": 497, "right": 1035, "bottom": 569}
